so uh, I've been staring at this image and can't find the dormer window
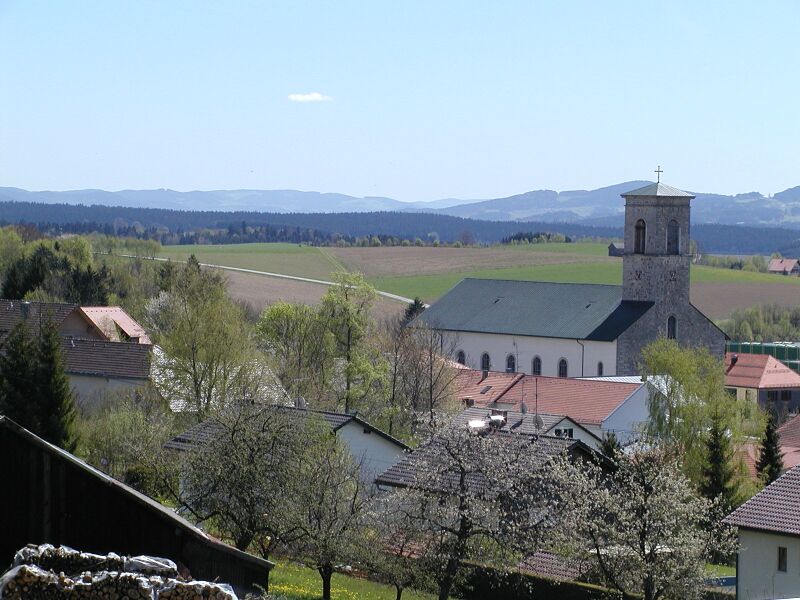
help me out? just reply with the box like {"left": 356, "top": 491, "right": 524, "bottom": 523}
{"left": 634, "top": 219, "right": 647, "bottom": 254}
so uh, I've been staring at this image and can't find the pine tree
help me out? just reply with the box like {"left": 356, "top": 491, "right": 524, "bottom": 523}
{"left": 402, "top": 297, "right": 426, "bottom": 324}
{"left": 700, "top": 413, "right": 736, "bottom": 510}
{"left": 34, "top": 318, "right": 78, "bottom": 451}
{"left": 0, "top": 320, "right": 39, "bottom": 431}
{"left": 601, "top": 431, "right": 622, "bottom": 462}
{"left": 756, "top": 412, "right": 784, "bottom": 485}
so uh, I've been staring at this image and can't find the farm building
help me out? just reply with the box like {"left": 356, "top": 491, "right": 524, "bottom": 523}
{"left": 728, "top": 341, "right": 800, "bottom": 374}
{"left": 0, "top": 415, "right": 272, "bottom": 594}
{"left": 416, "top": 182, "right": 726, "bottom": 376}
{"left": 452, "top": 369, "right": 652, "bottom": 441}
{"left": 607, "top": 242, "right": 625, "bottom": 257}
{"left": 724, "top": 466, "right": 800, "bottom": 600}
{"left": 724, "top": 352, "right": 800, "bottom": 416}
{"left": 767, "top": 258, "right": 800, "bottom": 276}
{"left": 166, "top": 405, "right": 410, "bottom": 485}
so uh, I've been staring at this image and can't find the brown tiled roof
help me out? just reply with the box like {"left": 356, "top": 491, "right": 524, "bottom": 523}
{"left": 0, "top": 300, "right": 78, "bottom": 335}
{"left": 725, "top": 353, "right": 800, "bottom": 390}
{"left": 454, "top": 370, "right": 641, "bottom": 426}
{"left": 62, "top": 338, "right": 152, "bottom": 380}
{"left": 724, "top": 465, "right": 800, "bottom": 535}
{"left": 79, "top": 306, "right": 151, "bottom": 344}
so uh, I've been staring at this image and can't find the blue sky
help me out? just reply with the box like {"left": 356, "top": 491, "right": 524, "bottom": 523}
{"left": 1, "top": 1, "right": 798, "bottom": 201}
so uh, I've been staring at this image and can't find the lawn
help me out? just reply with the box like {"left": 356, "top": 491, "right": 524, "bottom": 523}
{"left": 269, "top": 561, "right": 435, "bottom": 600}
{"left": 158, "top": 243, "right": 342, "bottom": 280}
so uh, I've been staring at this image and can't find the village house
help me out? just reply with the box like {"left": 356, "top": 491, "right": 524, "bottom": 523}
{"left": 0, "top": 300, "right": 153, "bottom": 411}
{"left": 767, "top": 258, "right": 800, "bottom": 276}
{"left": 0, "top": 415, "right": 272, "bottom": 595}
{"left": 415, "top": 182, "right": 726, "bottom": 376}
{"left": 724, "top": 466, "right": 800, "bottom": 600}
{"left": 725, "top": 352, "right": 800, "bottom": 416}
{"left": 453, "top": 369, "right": 651, "bottom": 441}
{"left": 166, "top": 406, "right": 410, "bottom": 485}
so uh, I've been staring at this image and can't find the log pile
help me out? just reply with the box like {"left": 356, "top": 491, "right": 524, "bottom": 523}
{"left": 0, "top": 545, "right": 237, "bottom": 599}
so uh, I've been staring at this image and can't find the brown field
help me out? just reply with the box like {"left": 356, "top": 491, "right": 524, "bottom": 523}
{"left": 222, "top": 270, "right": 405, "bottom": 321}
{"left": 329, "top": 246, "right": 612, "bottom": 277}
{"left": 691, "top": 282, "right": 800, "bottom": 320}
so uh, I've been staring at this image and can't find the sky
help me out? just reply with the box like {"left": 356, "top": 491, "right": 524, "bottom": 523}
{"left": 1, "top": 1, "right": 799, "bottom": 201}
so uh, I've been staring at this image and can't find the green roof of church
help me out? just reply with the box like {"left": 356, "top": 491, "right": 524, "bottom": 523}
{"left": 415, "top": 279, "right": 652, "bottom": 341}
{"left": 621, "top": 182, "right": 695, "bottom": 198}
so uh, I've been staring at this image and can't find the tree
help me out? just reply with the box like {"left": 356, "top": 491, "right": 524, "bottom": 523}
{"left": 146, "top": 258, "right": 275, "bottom": 419}
{"left": 600, "top": 431, "right": 622, "bottom": 463}
{"left": 557, "top": 445, "right": 737, "bottom": 600}
{"left": 0, "top": 321, "right": 39, "bottom": 431}
{"left": 321, "top": 272, "right": 383, "bottom": 413}
{"left": 34, "top": 317, "right": 79, "bottom": 451}
{"left": 756, "top": 412, "right": 784, "bottom": 484}
{"left": 700, "top": 412, "right": 736, "bottom": 510}
{"left": 640, "top": 338, "right": 763, "bottom": 491}
{"left": 402, "top": 297, "right": 426, "bottom": 324}
{"left": 384, "top": 421, "right": 573, "bottom": 600}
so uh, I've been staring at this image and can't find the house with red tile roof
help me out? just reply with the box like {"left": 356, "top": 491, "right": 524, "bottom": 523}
{"left": 725, "top": 352, "right": 800, "bottom": 415}
{"left": 453, "top": 369, "right": 650, "bottom": 440}
{"left": 724, "top": 466, "right": 800, "bottom": 599}
{"left": 767, "top": 258, "right": 800, "bottom": 276}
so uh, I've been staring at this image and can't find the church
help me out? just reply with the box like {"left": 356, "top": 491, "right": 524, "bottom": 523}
{"left": 416, "top": 180, "right": 727, "bottom": 377}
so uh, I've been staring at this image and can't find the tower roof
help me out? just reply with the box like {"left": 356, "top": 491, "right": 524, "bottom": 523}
{"left": 621, "top": 182, "right": 695, "bottom": 198}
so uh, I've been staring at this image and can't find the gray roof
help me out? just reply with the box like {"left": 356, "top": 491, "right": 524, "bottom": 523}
{"left": 724, "top": 465, "right": 800, "bottom": 536}
{"left": 62, "top": 338, "right": 152, "bottom": 380}
{"left": 0, "top": 300, "right": 78, "bottom": 335}
{"left": 415, "top": 279, "right": 652, "bottom": 341}
{"left": 165, "top": 406, "right": 409, "bottom": 452}
{"left": 453, "top": 407, "right": 600, "bottom": 441}
{"left": 621, "top": 182, "right": 695, "bottom": 198}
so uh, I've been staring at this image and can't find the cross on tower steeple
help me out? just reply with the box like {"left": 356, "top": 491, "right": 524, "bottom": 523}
{"left": 654, "top": 165, "right": 663, "bottom": 183}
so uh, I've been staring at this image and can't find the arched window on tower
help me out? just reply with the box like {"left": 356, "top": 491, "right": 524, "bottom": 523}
{"left": 455, "top": 350, "right": 466, "bottom": 366}
{"left": 558, "top": 358, "right": 568, "bottom": 378}
{"left": 532, "top": 356, "right": 542, "bottom": 376}
{"left": 506, "top": 354, "right": 516, "bottom": 373}
{"left": 481, "top": 352, "right": 491, "bottom": 371}
{"left": 667, "top": 316, "right": 677, "bottom": 339}
{"left": 634, "top": 219, "right": 647, "bottom": 254}
{"left": 667, "top": 219, "right": 680, "bottom": 255}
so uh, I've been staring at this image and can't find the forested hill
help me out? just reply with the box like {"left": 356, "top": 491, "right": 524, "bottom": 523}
{"left": 1, "top": 199, "right": 799, "bottom": 255}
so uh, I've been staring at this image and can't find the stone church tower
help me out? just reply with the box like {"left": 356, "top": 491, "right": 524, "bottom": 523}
{"left": 614, "top": 180, "right": 726, "bottom": 374}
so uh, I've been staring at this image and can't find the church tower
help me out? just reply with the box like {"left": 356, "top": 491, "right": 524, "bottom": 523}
{"left": 620, "top": 178, "right": 694, "bottom": 340}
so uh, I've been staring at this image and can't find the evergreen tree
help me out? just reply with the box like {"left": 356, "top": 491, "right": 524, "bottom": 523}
{"left": 600, "top": 431, "right": 622, "bottom": 462}
{"left": 756, "top": 413, "right": 784, "bottom": 485}
{"left": 0, "top": 320, "right": 39, "bottom": 431}
{"left": 33, "top": 318, "right": 79, "bottom": 451}
{"left": 700, "top": 413, "right": 736, "bottom": 510}
{"left": 402, "top": 297, "right": 426, "bottom": 324}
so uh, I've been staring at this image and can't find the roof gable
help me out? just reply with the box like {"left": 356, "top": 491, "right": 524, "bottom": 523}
{"left": 79, "top": 307, "right": 151, "bottom": 344}
{"left": 0, "top": 300, "right": 78, "bottom": 334}
{"left": 416, "top": 279, "right": 649, "bottom": 341}
{"left": 724, "top": 465, "right": 800, "bottom": 535}
{"left": 725, "top": 352, "right": 800, "bottom": 389}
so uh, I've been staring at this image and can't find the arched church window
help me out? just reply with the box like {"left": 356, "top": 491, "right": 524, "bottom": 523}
{"left": 597, "top": 361, "right": 604, "bottom": 376}
{"left": 481, "top": 352, "right": 491, "bottom": 371}
{"left": 667, "top": 316, "right": 677, "bottom": 339}
{"left": 667, "top": 219, "right": 680, "bottom": 255}
{"left": 506, "top": 354, "right": 516, "bottom": 373}
{"left": 634, "top": 219, "right": 647, "bottom": 254}
{"left": 558, "top": 358, "right": 568, "bottom": 378}
{"left": 456, "top": 350, "right": 466, "bottom": 365}
{"left": 532, "top": 356, "right": 542, "bottom": 376}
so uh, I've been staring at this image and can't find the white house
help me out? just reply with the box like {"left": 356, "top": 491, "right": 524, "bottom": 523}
{"left": 724, "top": 466, "right": 800, "bottom": 600}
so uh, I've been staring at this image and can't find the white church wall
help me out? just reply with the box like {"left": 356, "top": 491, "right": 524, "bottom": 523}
{"left": 447, "top": 331, "right": 617, "bottom": 378}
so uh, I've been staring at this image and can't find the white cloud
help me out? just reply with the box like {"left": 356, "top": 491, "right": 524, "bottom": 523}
{"left": 288, "top": 92, "right": 332, "bottom": 103}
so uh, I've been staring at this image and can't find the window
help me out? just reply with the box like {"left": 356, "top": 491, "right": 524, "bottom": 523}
{"left": 667, "top": 316, "right": 676, "bottom": 340}
{"left": 634, "top": 219, "right": 647, "bottom": 254}
{"left": 455, "top": 350, "right": 466, "bottom": 366}
{"left": 667, "top": 219, "right": 680, "bottom": 255}
{"left": 554, "top": 428, "right": 574, "bottom": 438}
{"left": 781, "top": 390, "right": 791, "bottom": 402}
{"left": 778, "top": 546, "right": 787, "bottom": 572}
{"left": 481, "top": 353, "right": 491, "bottom": 372}
{"left": 767, "top": 390, "right": 778, "bottom": 403}
{"left": 532, "top": 356, "right": 542, "bottom": 376}
{"left": 558, "top": 358, "right": 568, "bottom": 378}
{"left": 597, "top": 361, "right": 604, "bottom": 377}
{"left": 506, "top": 354, "right": 516, "bottom": 373}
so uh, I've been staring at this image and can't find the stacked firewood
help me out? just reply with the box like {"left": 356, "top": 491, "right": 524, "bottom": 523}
{"left": 0, "top": 545, "right": 237, "bottom": 599}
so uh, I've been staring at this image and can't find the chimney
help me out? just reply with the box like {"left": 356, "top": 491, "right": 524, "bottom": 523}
{"left": 731, "top": 354, "right": 738, "bottom": 366}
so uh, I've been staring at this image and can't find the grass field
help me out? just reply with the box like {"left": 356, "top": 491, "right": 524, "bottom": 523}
{"left": 158, "top": 242, "right": 800, "bottom": 319}
{"left": 269, "top": 561, "right": 434, "bottom": 600}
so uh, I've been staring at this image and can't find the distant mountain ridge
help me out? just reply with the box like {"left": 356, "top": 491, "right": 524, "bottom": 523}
{"left": 2, "top": 180, "right": 800, "bottom": 228}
